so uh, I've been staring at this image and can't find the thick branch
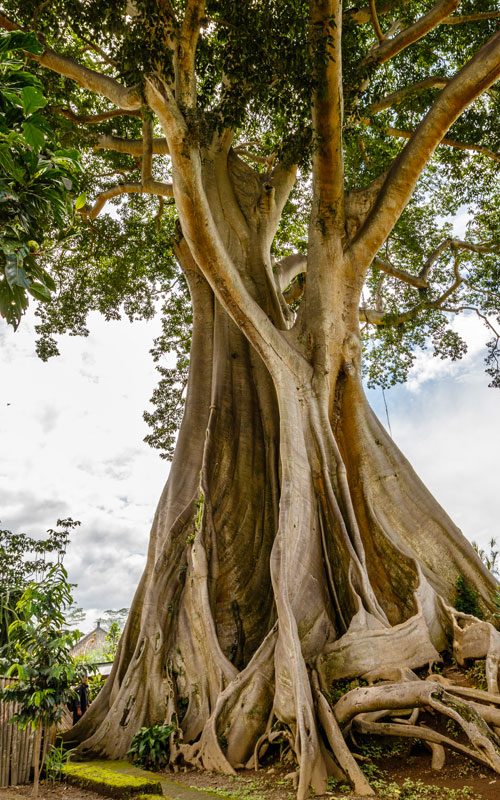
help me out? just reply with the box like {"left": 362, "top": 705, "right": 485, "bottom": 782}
{"left": 0, "top": 13, "right": 141, "bottom": 110}
{"left": 351, "top": 29, "right": 500, "bottom": 268}
{"left": 50, "top": 107, "right": 142, "bottom": 124}
{"left": 310, "top": 0, "right": 345, "bottom": 231}
{"left": 367, "top": 77, "right": 449, "bottom": 114}
{"left": 145, "top": 78, "right": 305, "bottom": 378}
{"left": 176, "top": 0, "right": 206, "bottom": 108}
{"left": 374, "top": 256, "right": 427, "bottom": 288}
{"left": 369, "top": 0, "right": 385, "bottom": 42}
{"left": 443, "top": 12, "right": 500, "bottom": 25}
{"left": 363, "top": 0, "right": 459, "bottom": 66}
{"left": 274, "top": 254, "right": 307, "bottom": 292}
{"left": 84, "top": 180, "right": 174, "bottom": 219}
{"left": 95, "top": 136, "right": 170, "bottom": 157}
{"left": 385, "top": 128, "right": 500, "bottom": 162}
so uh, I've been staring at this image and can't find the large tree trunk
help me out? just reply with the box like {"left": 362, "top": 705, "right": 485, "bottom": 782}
{"left": 68, "top": 148, "right": 500, "bottom": 799}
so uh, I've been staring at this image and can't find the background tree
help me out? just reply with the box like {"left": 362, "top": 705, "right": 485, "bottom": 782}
{"left": 1, "top": 2, "right": 500, "bottom": 798}
{"left": 0, "top": 518, "right": 81, "bottom": 646}
{"left": 0, "top": 563, "right": 87, "bottom": 797}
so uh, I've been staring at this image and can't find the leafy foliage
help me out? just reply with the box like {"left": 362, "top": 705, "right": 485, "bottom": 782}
{"left": 454, "top": 575, "right": 483, "bottom": 618}
{"left": 45, "top": 742, "right": 76, "bottom": 783}
{"left": 0, "top": 518, "right": 80, "bottom": 646}
{"left": 0, "top": 1, "right": 499, "bottom": 453}
{"left": 0, "top": 30, "right": 81, "bottom": 327}
{"left": 127, "top": 723, "right": 176, "bottom": 770}
{"left": 0, "top": 562, "right": 90, "bottom": 794}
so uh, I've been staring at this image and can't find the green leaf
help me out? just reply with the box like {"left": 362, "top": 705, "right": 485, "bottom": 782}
{"left": 75, "top": 192, "right": 87, "bottom": 210}
{"left": 0, "top": 31, "right": 44, "bottom": 56}
{"left": 20, "top": 86, "right": 47, "bottom": 117}
{"left": 29, "top": 281, "right": 52, "bottom": 301}
{"left": 4, "top": 253, "right": 30, "bottom": 289}
{"left": 0, "top": 145, "right": 25, "bottom": 182}
{"left": 21, "top": 120, "right": 46, "bottom": 150}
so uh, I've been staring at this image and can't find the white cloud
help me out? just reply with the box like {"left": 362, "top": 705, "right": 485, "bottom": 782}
{"left": 0, "top": 309, "right": 167, "bottom": 631}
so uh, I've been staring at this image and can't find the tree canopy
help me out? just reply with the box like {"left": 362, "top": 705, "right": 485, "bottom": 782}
{"left": 0, "top": 1, "right": 498, "bottom": 454}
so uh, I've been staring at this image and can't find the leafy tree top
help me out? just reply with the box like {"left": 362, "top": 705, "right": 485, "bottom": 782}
{"left": 0, "top": 1, "right": 498, "bottom": 454}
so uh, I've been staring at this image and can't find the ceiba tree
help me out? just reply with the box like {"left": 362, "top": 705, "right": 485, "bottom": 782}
{"left": 2, "top": 1, "right": 500, "bottom": 796}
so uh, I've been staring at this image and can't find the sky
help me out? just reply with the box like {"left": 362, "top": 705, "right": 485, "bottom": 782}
{"left": 0, "top": 305, "right": 499, "bottom": 633}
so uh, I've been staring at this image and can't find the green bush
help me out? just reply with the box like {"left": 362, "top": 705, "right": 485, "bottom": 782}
{"left": 454, "top": 575, "right": 483, "bottom": 618}
{"left": 45, "top": 742, "right": 75, "bottom": 782}
{"left": 127, "top": 723, "right": 175, "bottom": 771}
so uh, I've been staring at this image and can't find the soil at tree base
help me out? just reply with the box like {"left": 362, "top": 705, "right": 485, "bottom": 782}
{"left": 169, "top": 758, "right": 499, "bottom": 800}
{"left": 0, "top": 758, "right": 498, "bottom": 800}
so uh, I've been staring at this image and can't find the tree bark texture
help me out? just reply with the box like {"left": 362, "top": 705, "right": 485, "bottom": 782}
{"left": 67, "top": 144, "right": 500, "bottom": 799}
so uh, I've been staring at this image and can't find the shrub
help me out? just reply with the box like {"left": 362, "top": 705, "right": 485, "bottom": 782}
{"left": 127, "top": 723, "right": 176, "bottom": 770}
{"left": 454, "top": 575, "right": 483, "bottom": 618}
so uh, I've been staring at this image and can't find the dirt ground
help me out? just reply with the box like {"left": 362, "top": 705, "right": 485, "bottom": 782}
{"left": 1, "top": 756, "right": 498, "bottom": 800}
{"left": 0, "top": 785, "right": 102, "bottom": 800}
{"left": 170, "top": 754, "right": 499, "bottom": 800}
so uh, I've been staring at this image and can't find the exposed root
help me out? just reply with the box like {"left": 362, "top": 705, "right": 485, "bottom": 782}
{"left": 353, "top": 715, "right": 491, "bottom": 769}
{"left": 334, "top": 680, "right": 500, "bottom": 773}
{"left": 310, "top": 671, "right": 374, "bottom": 796}
{"left": 451, "top": 612, "right": 500, "bottom": 694}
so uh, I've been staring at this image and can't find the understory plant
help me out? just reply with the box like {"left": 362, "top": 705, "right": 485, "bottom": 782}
{"left": 0, "top": 563, "right": 88, "bottom": 796}
{"left": 44, "top": 742, "right": 75, "bottom": 782}
{"left": 127, "top": 723, "right": 176, "bottom": 771}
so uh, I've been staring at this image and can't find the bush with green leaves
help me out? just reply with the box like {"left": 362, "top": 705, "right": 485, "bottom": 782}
{"left": 0, "top": 562, "right": 90, "bottom": 796}
{"left": 0, "top": 30, "right": 82, "bottom": 328}
{"left": 454, "top": 575, "right": 483, "bottom": 619}
{"left": 127, "top": 723, "right": 176, "bottom": 771}
{"left": 44, "top": 742, "right": 76, "bottom": 783}
{"left": 0, "top": 518, "right": 80, "bottom": 647}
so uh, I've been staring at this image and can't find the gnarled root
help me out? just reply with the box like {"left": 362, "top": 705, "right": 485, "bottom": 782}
{"left": 334, "top": 680, "right": 500, "bottom": 774}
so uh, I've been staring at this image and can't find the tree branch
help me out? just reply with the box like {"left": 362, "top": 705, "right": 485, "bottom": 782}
{"left": 374, "top": 256, "right": 428, "bottom": 288}
{"left": 84, "top": 180, "right": 174, "bottom": 220}
{"left": 385, "top": 128, "right": 500, "bottom": 163}
{"left": 145, "top": 78, "right": 304, "bottom": 377}
{"left": 443, "top": 12, "right": 500, "bottom": 25}
{"left": 369, "top": 0, "right": 385, "bottom": 42}
{"left": 50, "top": 106, "right": 142, "bottom": 124}
{"left": 367, "top": 77, "right": 449, "bottom": 114}
{"left": 0, "top": 13, "right": 141, "bottom": 110}
{"left": 351, "top": 29, "right": 500, "bottom": 269}
{"left": 95, "top": 135, "right": 170, "bottom": 157}
{"left": 362, "top": 0, "right": 459, "bottom": 66}
{"left": 274, "top": 254, "right": 307, "bottom": 292}
{"left": 363, "top": 237, "right": 499, "bottom": 325}
{"left": 176, "top": 0, "right": 206, "bottom": 108}
{"left": 310, "top": 0, "right": 345, "bottom": 231}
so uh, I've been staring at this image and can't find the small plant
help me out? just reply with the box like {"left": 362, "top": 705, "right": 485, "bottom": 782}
{"left": 465, "top": 658, "right": 487, "bottom": 691}
{"left": 454, "top": 575, "right": 483, "bottom": 618}
{"left": 368, "top": 777, "right": 474, "bottom": 799}
{"left": 127, "top": 723, "right": 175, "bottom": 770}
{"left": 330, "top": 676, "right": 368, "bottom": 702}
{"left": 472, "top": 538, "right": 499, "bottom": 577}
{"left": 44, "top": 742, "right": 75, "bottom": 782}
